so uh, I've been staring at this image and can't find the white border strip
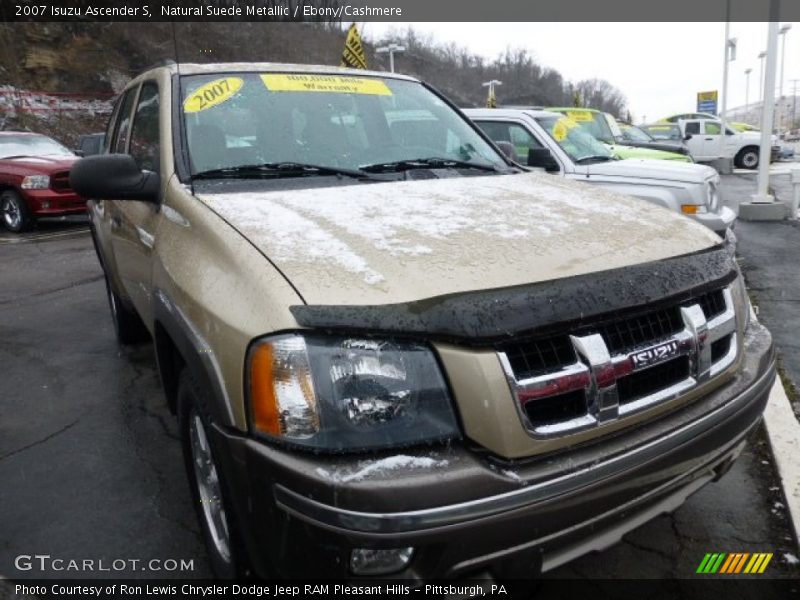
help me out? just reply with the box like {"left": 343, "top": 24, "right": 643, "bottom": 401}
{"left": 764, "top": 377, "right": 800, "bottom": 550}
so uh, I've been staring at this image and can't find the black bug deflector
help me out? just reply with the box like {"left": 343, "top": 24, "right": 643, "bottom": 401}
{"left": 290, "top": 243, "right": 737, "bottom": 343}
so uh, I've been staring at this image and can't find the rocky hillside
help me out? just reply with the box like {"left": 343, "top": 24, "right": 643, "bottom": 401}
{"left": 0, "top": 22, "right": 629, "bottom": 145}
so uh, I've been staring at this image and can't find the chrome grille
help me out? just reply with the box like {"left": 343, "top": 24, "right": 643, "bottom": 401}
{"left": 498, "top": 286, "right": 738, "bottom": 437}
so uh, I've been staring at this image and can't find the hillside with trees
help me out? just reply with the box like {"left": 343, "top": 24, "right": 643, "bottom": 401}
{"left": 0, "top": 21, "right": 628, "bottom": 143}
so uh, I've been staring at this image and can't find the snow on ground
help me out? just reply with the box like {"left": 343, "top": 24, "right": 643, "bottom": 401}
{"left": 315, "top": 454, "right": 450, "bottom": 483}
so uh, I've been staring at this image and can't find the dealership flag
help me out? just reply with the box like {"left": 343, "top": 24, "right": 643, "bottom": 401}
{"left": 341, "top": 24, "right": 368, "bottom": 70}
{"left": 486, "top": 86, "right": 496, "bottom": 108}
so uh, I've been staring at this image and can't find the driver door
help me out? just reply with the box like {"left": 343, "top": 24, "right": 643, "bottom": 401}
{"left": 108, "top": 80, "right": 163, "bottom": 326}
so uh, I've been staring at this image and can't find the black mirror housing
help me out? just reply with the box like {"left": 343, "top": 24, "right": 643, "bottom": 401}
{"left": 70, "top": 154, "right": 159, "bottom": 202}
{"left": 684, "top": 134, "right": 693, "bottom": 141}
{"left": 527, "top": 148, "right": 559, "bottom": 172}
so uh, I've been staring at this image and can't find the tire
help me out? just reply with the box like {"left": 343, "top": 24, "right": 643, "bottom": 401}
{"left": 103, "top": 275, "right": 149, "bottom": 344}
{"left": 735, "top": 147, "right": 759, "bottom": 170}
{"left": 177, "top": 370, "right": 249, "bottom": 579}
{"left": 1, "top": 190, "right": 34, "bottom": 232}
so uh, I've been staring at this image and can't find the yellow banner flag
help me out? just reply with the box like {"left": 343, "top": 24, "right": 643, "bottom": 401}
{"left": 341, "top": 24, "right": 367, "bottom": 70}
{"left": 486, "top": 86, "right": 496, "bottom": 108}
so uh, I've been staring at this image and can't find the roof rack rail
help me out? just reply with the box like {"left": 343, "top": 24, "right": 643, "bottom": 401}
{"left": 140, "top": 58, "right": 177, "bottom": 72}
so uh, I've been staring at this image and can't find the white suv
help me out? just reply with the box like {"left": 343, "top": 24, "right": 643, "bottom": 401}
{"left": 466, "top": 108, "right": 736, "bottom": 236}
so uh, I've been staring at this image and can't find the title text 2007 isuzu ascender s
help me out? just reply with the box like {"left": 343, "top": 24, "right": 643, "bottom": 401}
{"left": 71, "top": 63, "right": 775, "bottom": 580}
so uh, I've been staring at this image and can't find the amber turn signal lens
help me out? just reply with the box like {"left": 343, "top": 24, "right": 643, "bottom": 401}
{"left": 680, "top": 205, "right": 699, "bottom": 214}
{"left": 249, "top": 343, "right": 281, "bottom": 435}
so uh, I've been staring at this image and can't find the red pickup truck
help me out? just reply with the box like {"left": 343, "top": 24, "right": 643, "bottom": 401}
{"left": 0, "top": 132, "right": 86, "bottom": 232}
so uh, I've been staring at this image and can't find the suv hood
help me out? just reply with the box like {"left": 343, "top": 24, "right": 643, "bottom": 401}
{"left": 585, "top": 159, "right": 716, "bottom": 183}
{"left": 197, "top": 172, "right": 720, "bottom": 306}
{"left": 609, "top": 144, "right": 690, "bottom": 162}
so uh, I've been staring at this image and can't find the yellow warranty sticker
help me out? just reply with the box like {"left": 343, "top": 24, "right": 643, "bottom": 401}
{"left": 260, "top": 74, "right": 392, "bottom": 96}
{"left": 184, "top": 77, "right": 243, "bottom": 113}
{"left": 566, "top": 110, "right": 594, "bottom": 122}
{"left": 552, "top": 117, "right": 578, "bottom": 141}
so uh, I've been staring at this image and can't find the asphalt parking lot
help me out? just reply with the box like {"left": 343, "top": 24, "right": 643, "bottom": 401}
{"left": 0, "top": 178, "right": 798, "bottom": 588}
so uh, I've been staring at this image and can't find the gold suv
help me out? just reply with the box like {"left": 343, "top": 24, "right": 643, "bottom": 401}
{"left": 71, "top": 63, "right": 775, "bottom": 580}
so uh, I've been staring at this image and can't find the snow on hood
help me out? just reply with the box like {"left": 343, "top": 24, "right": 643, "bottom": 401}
{"left": 197, "top": 171, "right": 721, "bottom": 306}
{"left": 586, "top": 159, "right": 717, "bottom": 183}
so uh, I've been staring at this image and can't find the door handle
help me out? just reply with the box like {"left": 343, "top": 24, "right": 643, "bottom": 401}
{"left": 705, "top": 137, "right": 713, "bottom": 141}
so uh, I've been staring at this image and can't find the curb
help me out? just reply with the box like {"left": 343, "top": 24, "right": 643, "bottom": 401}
{"left": 763, "top": 376, "right": 800, "bottom": 551}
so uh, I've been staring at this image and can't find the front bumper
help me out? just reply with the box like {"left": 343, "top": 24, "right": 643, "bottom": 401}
{"left": 212, "top": 321, "right": 774, "bottom": 579}
{"left": 23, "top": 189, "right": 86, "bottom": 217}
{"left": 693, "top": 205, "right": 737, "bottom": 236}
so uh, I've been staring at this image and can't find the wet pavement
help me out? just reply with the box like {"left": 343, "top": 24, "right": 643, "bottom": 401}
{"left": 0, "top": 185, "right": 797, "bottom": 585}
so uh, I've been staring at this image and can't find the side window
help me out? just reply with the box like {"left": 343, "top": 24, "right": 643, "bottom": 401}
{"left": 684, "top": 122, "right": 701, "bottom": 135}
{"left": 129, "top": 82, "right": 160, "bottom": 172}
{"left": 704, "top": 122, "right": 721, "bottom": 135}
{"left": 112, "top": 87, "right": 138, "bottom": 154}
{"left": 508, "top": 123, "right": 544, "bottom": 154}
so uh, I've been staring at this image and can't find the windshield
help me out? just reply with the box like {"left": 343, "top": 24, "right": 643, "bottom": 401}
{"left": 0, "top": 134, "right": 74, "bottom": 159}
{"left": 535, "top": 115, "right": 613, "bottom": 162}
{"left": 642, "top": 124, "right": 681, "bottom": 141}
{"left": 180, "top": 73, "right": 506, "bottom": 177}
{"left": 549, "top": 109, "right": 615, "bottom": 143}
{"left": 619, "top": 125, "right": 653, "bottom": 142}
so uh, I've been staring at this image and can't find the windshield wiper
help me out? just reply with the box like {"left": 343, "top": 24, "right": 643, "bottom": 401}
{"left": 574, "top": 155, "right": 616, "bottom": 164}
{"left": 191, "top": 162, "right": 377, "bottom": 181}
{"left": 0, "top": 155, "right": 33, "bottom": 160}
{"left": 360, "top": 157, "right": 502, "bottom": 173}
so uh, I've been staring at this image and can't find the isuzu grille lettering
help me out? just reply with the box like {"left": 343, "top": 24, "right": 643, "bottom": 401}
{"left": 631, "top": 340, "right": 680, "bottom": 369}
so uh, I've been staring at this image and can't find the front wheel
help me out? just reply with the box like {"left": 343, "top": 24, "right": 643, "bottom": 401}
{"left": 178, "top": 370, "right": 248, "bottom": 579}
{"left": 1, "top": 190, "right": 34, "bottom": 232}
{"left": 736, "top": 147, "right": 759, "bottom": 169}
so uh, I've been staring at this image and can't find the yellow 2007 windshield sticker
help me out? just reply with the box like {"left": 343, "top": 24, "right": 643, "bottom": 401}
{"left": 184, "top": 77, "right": 243, "bottom": 113}
{"left": 566, "top": 110, "right": 594, "bottom": 122}
{"left": 260, "top": 74, "right": 392, "bottom": 96}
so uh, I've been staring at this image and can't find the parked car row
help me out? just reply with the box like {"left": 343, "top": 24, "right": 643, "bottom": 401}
{"left": 64, "top": 62, "right": 774, "bottom": 580}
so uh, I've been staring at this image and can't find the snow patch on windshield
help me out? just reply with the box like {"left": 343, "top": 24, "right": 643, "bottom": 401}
{"left": 314, "top": 455, "right": 450, "bottom": 483}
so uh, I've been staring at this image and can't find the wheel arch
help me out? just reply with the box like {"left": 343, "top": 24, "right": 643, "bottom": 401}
{"left": 152, "top": 289, "right": 237, "bottom": 429}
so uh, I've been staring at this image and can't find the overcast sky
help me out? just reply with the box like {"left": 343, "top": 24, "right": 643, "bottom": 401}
{"left": 363, "top": 22, "right": 799, "bottom": 122}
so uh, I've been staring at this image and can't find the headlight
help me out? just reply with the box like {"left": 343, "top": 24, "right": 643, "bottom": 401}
{"left": 247, "top": 333, "right": 459, "bottom": 451}
{"left": 707, "top": 181, "right": 720, "bottom": 211}
{"left": 20, "top": 175, "right": 50, "bottom": 189}
{"left": 732, "top": 272, "right": 751, "bottom": 332}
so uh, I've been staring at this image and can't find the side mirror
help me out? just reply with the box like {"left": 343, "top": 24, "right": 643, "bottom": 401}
{"left": 684, "top": 134, "right": 693, "bottom": 141}
{"left": 494, "top": 141, "right": 518, "bottom": 162}
{"left": 70, "top": 154, "right": 159, "bottom": 202}
{"left": 73, "top": 149, "right": 85, "bottom": 157}
{"left": 527, "top": 148, "right": 559, "bottom": 172}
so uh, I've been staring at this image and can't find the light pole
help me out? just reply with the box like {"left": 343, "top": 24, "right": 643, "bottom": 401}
{"left": 719, "top": 8, "right": 734, "bottom": 160}
{"left": 778, "top": 24, "right": 792, "bottom": 131}
{"left": 758, "top": 50, "right": 767, "bottom": 106}
{"left": 482, "top": 80, "right": 502, "bottom": 108}
{"left": 753, "top": 19, "right": 779, "bottom": 204}
{"left": 376, "top": 43, "right": 405, "bottom": 73}
{"left": 744, "top": 67, "right": 752, "bottom": 116}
